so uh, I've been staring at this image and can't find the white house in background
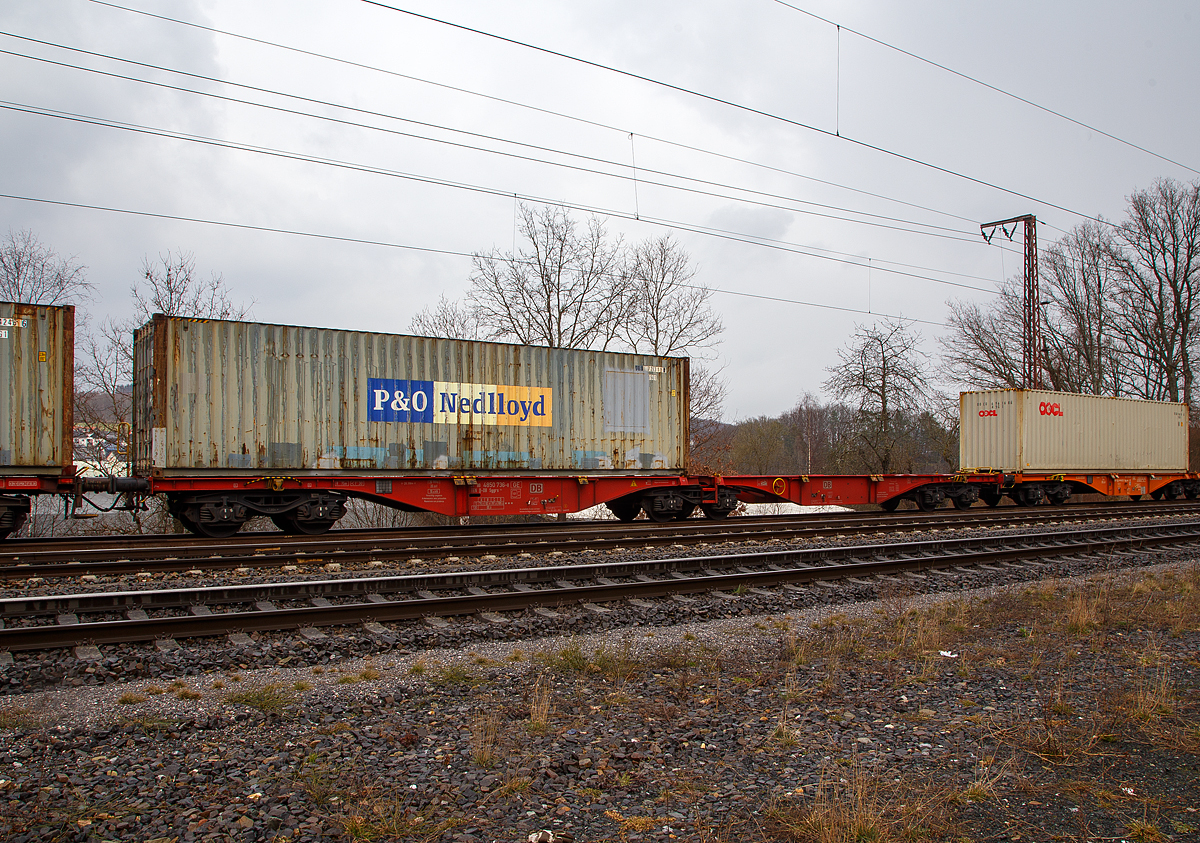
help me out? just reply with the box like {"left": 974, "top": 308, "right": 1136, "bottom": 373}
{"left": 74, "top": 454, "right": 127, "bottom": 478}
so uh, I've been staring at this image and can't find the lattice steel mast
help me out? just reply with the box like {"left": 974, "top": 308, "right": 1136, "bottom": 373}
{"left": 981, "top": 214, "right": 1040, "bottom": 389}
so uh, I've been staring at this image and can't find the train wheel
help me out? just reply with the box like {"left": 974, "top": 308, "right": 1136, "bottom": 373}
{"left": 644, "top": 505, "right": 676, "bottom": 523}
{"left": 980, "top": 490, "right": 1002, "bottom": 507}
{"left": 0, "top": 528, "right": 11, "bottom": 540}
{"left": 270, "top": 513, "right": 334, "bottom": 535}
{"left": 1150, "top": 489, "right": 1164, "bottom": 501}
{"left": 677, "top": 503, "right": 697, "bottom": 520}
{"left": 1129, "top": 494, "right": 1143, "bottom": 501}
{"left": 701, "top": 504, "right": 730, "bottom": 520}
{"left": 950, "top": 495, "right": 972, "bottom": 510}
{"left": 606, "top": 498, "right": 641, "bottom": 522}
{"left": 188, "top": 519, "right": 244, "bottom": 539}
{"left": 915, "top": 490, "right": 941, "bottom": 512}
{"left": 176, "top": 512, "right": 200, "bottom": 533}
{"left": 880, "top": 498, "right": 900, "bottom": 512}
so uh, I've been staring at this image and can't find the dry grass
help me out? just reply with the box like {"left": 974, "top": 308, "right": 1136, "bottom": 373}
{"left": 1128, "top": 668, "right": 1176, "bottom": 722}
{"left": 336, "top": 665, "right": 382, "bottom": 684}
{"left": 0, "top": 705, "right": 42, "bottom": 730}
{"left": 470, "top": 711, "right": 503, "bottom": 768}
{"left": 1126, "top": 817, "right": 1166, "bottom": 842}
{"left": 603, "top": 810, "right": 659, "bottom": 835}
{"left": 536, "top": 641, "right": 590, "bottom": 673}
{"left": 1065, "top": 590, "right": 1100, "bottom": 633}
{"left": 527, "top": 673, "right": 553, "bottom": 734}
{"left": 224, "top": 682, "right": 295, "bottom": 715}
{"left": 766, "top": 764, "right": 951, "bottom": 843}
{"left": 959, "top": 757, "right": 1009, "bottom": 803}
{"left": 491, "top": 776, "right": 532, "bottom": 799}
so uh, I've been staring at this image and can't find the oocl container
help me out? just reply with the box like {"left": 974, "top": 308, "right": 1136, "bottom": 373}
{"left": 0, "top": 301, "right": 74, "bottom": 474}
{"left": 133, "top": 314, "right": 689, "bottom": 475}
{"left": 959, "top": 389, "right": 1187, "bottom": 473}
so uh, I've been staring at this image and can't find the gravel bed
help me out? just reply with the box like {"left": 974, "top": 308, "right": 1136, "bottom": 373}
{"left": 1, "top": 553, "right": 1198, "bottom": 842}
{"left": 2, "top": 516, "right": 1197, "bottom": 694}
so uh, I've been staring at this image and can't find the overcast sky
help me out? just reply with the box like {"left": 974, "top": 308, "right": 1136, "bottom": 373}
{"left": 1, "top": 0, "right": 1196, "bottom": 419}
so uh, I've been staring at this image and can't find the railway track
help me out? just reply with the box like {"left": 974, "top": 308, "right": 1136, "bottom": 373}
{"left": 4, "top": 500, "right": 1199, "bottom": 581}
{"left": 4, "top": 519, "right": 1198, "bottom": 653}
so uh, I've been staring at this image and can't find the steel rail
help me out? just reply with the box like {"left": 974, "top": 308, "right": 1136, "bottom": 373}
{"left": 3, "top": 501, "right": 1198, "bottom": 581}
{"left": 7, "top": 499, "right": 1199, "bottom": 559}
{"left": 1, "top": 519, "right": 1185, "bottom": 615}
{"left": 3, "top": 521, "right": 1198, "bottom": 651}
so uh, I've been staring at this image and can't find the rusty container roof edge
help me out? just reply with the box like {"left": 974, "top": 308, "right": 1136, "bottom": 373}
{"left": 136, "top": 312, "right": 692, "bottom": 362}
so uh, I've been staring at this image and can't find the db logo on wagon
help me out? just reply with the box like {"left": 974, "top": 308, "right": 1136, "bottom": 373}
{"left": 978, "top": 409, "right": 998, "bottom": 417}
{"left": 1039, "top": 402, "right": 1064, "bottom": 417}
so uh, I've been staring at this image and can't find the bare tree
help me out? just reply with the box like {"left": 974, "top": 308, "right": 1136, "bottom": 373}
{"left": 687, "top": 363, "right": 732, "bottom": 474}
{"left": 915, "top": 392, "right": 961, "bottom": 471}
{"left": 623, "top": 234, "right": 722, "bottom": 357}
{"left": 1040, "top": 221, "right": 1121, "bottom": 394}
{"left": 940, "top": 278, "right": 1023, "bottom": 389}
{"left": 410, "top": 294, "right": 481, "bottom": 339}
{"left": 730, "top": 415, "right": 791, "bottom": 474}
{"left": 785, "top": 392, "right": 842, "bottom": 474}
{"left": 1108, "top": 178, "right": 1200, "bottom": 406}
{"left": 0, "top": 229, "right": 90, "bottom": 304}
{"left": 825, "top": 320, "right": 931, "bottom": 473}
{"left": 468, "top": 204, "right": 628, "bottom": 349}
{"left": 943, "top": 222, "right": 1121, "bottom": 394}
{"left": 436, "top": 205, "right": 729, "bottom": 467}
{"left": 131, "top": 250, "right": 249, "bottom": 321}
{"left": 76, "top": 251, "right": 251, "bottom": 482}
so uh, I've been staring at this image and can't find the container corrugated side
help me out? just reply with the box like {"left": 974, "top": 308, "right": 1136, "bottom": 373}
{"left": 960, "top": 389, "right": 1187, "bottom": 472}
{"left": 0, "top": 301, "right": 74, "bottom": 474}
{"left": 133, "top": 315, "right": 688, "bottom": 475}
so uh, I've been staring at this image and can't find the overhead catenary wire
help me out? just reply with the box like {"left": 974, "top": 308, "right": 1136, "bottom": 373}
{"left": 358, "top": 0, "right": 1111, "bottom": 226}
{"left": 2, "top": 7, "right": 1032, "bottom": 303}
{"left": 0, "top": 35, "right": 989, "bottom": 244}
{"left": 0, "top": 94, "right": 1000, "bottom": 267}
{"left": 0, "top": 100, "right": 999, "bottom": 295}
{"left": 79, "top": 0, "right": 1046, "bottom": 231}
{"left": 771, "top": 0, "right": 1199, "bottom": 177}
{"left": 0, "top": 190, "right": 946, "bottom": 327}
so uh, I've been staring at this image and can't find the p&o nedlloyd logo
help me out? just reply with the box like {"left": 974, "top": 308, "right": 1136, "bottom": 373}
{"left": 367, "top": 378, "right": 553, "bottom": 426}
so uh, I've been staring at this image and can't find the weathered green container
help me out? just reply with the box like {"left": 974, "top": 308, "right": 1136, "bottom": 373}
{"left": 133, "top": 314, "right": 688, "bottom": 475}
{"left": 0, "top": 301, "right": 74, "bottom": 474}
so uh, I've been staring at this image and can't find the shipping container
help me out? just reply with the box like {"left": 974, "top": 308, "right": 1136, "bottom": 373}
{"left": 959, "top": 389, "right": 1187, "bottom": 473}
{"left": 133, "top": 315, "right": 689, "bottom": 476}
{"left": 0, "top": 301, "right": 74, "bottom": 475}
